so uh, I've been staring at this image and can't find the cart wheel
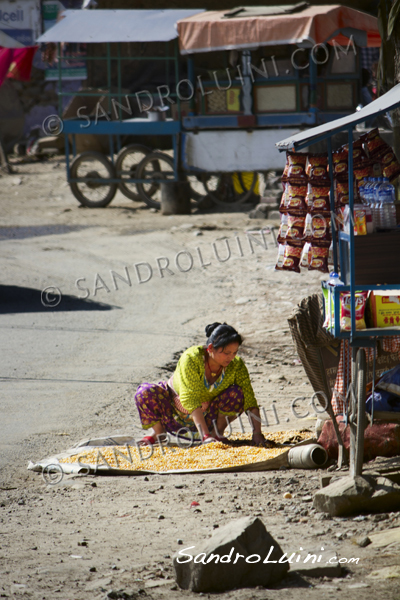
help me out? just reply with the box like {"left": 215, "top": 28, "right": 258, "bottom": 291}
{"left": 349, "top": 348, "right": 367, "bottom": 476}
{"left": 115, "top": 144, "right": 155, "bottom": 201}
{"left": 69, "top": 152, "right": 117, "bottom": 208}
{"left": 136, "top": 152, "right": 175, "bottom": 209}
{"left": 185, "top": 174, "right": 211, "bottom": 203}
{"left": 203, "top": 171, "right": 257, "bottom": 206}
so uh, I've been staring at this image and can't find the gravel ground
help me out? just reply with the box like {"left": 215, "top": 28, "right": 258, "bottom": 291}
{"left": 1, "top": 156, "right": 400, "bottom": 600}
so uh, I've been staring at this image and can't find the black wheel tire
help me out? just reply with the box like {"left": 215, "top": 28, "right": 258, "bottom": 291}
{"left": 115, "top": 143, "right": 153, "bottom": 201}
{"left": 204, "top": 171, "right": 257, "bottom": 206}
{"left": 136, "top": 152, "right": 175, "bottom": 209}
{"left": 185, "top": 174, "right": 210, "bottom": 203}
{"left": 355, "top": 349, "right": 367, "bottom": 475}
{"left": 69, "top": 151, "right": 117, "bottom": 208}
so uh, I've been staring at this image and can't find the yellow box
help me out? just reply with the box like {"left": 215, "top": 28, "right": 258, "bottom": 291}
{"left": 369, "top": 290, "right": 400, "bottom": 328}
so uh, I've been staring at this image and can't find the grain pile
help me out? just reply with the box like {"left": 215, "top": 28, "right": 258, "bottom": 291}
{"left": 59, "top": 429, "right": 313, "bottom": 473}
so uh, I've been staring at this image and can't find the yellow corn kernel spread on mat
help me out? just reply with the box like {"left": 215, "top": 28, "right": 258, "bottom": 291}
{"left": 59, "top": 430, "right": 313, "bottom": 472}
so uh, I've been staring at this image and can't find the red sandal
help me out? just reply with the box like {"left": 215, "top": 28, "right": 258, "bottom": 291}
{"left": 138, "top": 435, "right": 155, "bottom": 446}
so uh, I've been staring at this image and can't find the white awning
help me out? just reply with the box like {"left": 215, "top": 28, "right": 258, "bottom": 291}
{"left": 36, "top": 9, "right": 203, "bottom": 44}
{"left": 276, "top": 83, "right": 400, "bottom": 151}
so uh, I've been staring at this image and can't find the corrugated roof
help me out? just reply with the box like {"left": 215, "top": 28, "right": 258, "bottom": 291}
{"left": 276, "top": 82, "right": 400, "bottom": 151}
{"left": 36, "top": 9, "right": 203, "bottom": 44}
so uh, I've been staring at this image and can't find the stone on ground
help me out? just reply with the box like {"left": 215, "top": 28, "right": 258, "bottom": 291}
{"left": 172, "top": 516, "right": 288, "bottom": 593}
{"left": 313, "top": 475, "right": 400, "bottom": 517}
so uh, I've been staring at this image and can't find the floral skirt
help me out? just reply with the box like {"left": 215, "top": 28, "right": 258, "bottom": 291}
{"left": 134, "top": 381, "right": 244, "bottom": 438}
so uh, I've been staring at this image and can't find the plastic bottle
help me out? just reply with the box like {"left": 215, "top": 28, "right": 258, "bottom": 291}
{"left": 328, "top": 272, "right": 344, "bottom": 286}
{"left": 378, "top": 177, "right": 397, "bottom": 229}
{"left": 358, "top": 180, "right": 367, "bottom": 204}
{"left": 367, "top": 177, "right": 380, "bottom": 230}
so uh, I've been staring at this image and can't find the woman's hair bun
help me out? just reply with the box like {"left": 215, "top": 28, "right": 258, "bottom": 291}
{"left": 205, "top": 322, "right": 242, "bottom": 350}
{"left": 205, "top": 322, "right": 221, "bottom": 337}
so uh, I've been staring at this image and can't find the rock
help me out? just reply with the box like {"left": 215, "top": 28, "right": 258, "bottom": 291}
{"left": 235, "top": 297, "right": 252, "bottom": 305}
{"left": 173, "top": 516, "right": 288, "bottom": 593}
{"left": 145, "top": 579, "right": 173, "bottom": 588}
{"left": 367, "top": 566, "right": 400, "bottom": 580}
{"left": 249, "top": 204, "right": 269, "bottom": 219}
{"left": 267, "top": 210, "right": 281, "bottom": 220}
{"left": 85, "top": 577, "right": 112, "bottom": 591}
{"left": 369, "top": 526, "right": 400, "bottom": 548}
{"left": 313, "top": 475, "right": 400, "bottom": 517}
{"left": 356, "top": 536, "right": 371, "bottom": 547}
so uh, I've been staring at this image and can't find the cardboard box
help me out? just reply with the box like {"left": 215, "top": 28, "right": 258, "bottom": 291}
{"left": 368, "top": 290, "right": 400, "bottom": 328}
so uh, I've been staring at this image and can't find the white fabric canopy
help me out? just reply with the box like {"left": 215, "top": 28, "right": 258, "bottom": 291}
{"left": 37, "top": 9, "right": 203, "bottom": 44}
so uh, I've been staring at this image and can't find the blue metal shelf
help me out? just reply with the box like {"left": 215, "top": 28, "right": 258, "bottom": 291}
{"left": 322, "top": 282, "right": 400, "bottom": 342}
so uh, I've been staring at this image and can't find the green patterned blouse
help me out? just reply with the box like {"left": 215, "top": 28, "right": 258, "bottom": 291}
{"left": 171, "top": 345, "right": 258, "bottom": 413}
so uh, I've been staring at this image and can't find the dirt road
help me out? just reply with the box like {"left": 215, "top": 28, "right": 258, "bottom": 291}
{"left": 0, "top": 157, "right": 399, "bottom": 600}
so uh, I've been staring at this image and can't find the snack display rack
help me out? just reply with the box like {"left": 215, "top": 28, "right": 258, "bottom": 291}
{"left": 276, "top": 83, "right": 400, "bottom": 476}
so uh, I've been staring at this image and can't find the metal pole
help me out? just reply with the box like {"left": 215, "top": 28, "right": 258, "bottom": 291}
{"left": 348, "top": 127, "right": 356, "bottom": 341}
{"left": 57, "top": 43, "right": 62, "bottom": 116}
{"left": 327, "top": 137, "right": 338, "bottom": 273}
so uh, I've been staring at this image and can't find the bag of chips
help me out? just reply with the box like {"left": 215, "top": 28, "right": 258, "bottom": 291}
{"left": 275, "top": 242, "right": 303, "bottom": 273}
{"left": 306, "top": 153, "right": 329, "bottom": 182}
{"left": 354, "top": 162, "right": 373, "bottom": 190}
{"left": 360, "top": 128, "right": 387, "bottom": 157}
{"left": 284, "top": 151, "right": 308, "bottom": 182}
{"left": 341, "top": 140, "right": 367, "bottom": 165}
{"left": 277, "top": 213, "right": 289, "bottom": 243}
{"left": 285, "top": 183, "right": 308, "bottom": 213}
{"left": 305, "top": 214, "right": 331, "bottom": 242}
{"left": 335, "top": 179, "right": 349, "bottom": 206}
{"left": 332, "top": 150, "right": 348, "bottom": 176}
{"left": 300, "top": 242, "right": 311, "bottom": 269}
{"left": 340, "top": 291, "right": 369, "bottom": 331}
{"left": 308, "top": 244, "right": 329, "bottom": 272}
{"left": 306, "top": 183, "right": 331, "bottom": 214}
{"left": 380, "top": 147, "right": 400, "bottom": 181}
{"left": 286, "top": 214, "right": 306, "bottom": 240}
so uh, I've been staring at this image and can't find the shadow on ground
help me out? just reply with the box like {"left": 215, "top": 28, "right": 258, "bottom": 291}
{"left": 0, "top": 285, "right": 118, "bottom": 313}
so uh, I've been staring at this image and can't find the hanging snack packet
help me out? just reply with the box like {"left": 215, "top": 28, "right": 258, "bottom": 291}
{"left": 340, "top": 291, "right": 369, "bottom": 331}
{"left": 279, "top": 183, "right": 288, "bottom": 213}
{"left": 286, "top": 151, "right": 308, "bottom": 182}
{"left": 300, "top": 242, "right": 311, "bottom": 269}
{"left": 285, "top": 183, "right": 308, "bottom": 213}
{"left": 361, "top": 128, "right": 387, "bottom": 157}
{"left": 306, "top": 215, "right": 331, "bottom": 242}
{"left": 380, "top": 147, "right": 400, "bottom": 181}
{"left": 277, "top": 213, "right": 289, "bottom": 243}
{"left": 354, "top": 162, "right": 373, "bottom": 190}
{"left": 306, "top": 153, "right": 330, "bottom": 182}
{"left": 335, "top": 178, "right": 349, "bottom": 206}
{"left": 342, "top": 140, "right": 367, "bottom": 165}
{"left": 306, "top": 183, "right": 331, "bottom": 214}
{"left": 275, "top": 242, "right": 303, "bottom": 273}
{"left": 286, "top": 214, "right": 306, "bottom": 240}
{"left": 328, "top": 240, "right": 334, "bottom": 267}
{"left": 308, "top": 244, "right": 329, "bottom": 272}
{"left": 332, "top": 150, "right": 348, "bottom": 176}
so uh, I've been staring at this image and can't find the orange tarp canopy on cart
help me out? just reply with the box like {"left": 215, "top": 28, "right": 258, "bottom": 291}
{"left": 177, "top": 4, "right": 381, "bottom": 54}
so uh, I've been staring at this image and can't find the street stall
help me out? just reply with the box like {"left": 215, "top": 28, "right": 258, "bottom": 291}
{"left": 36, "top": 5, "right": 381, "bottom": 208}
{"left": 275, "top": 83, "right": 400, "bottom": 477}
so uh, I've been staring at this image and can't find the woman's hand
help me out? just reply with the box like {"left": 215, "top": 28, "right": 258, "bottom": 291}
{"left": 252, "top": 432, "right": 275, "bottom": 448}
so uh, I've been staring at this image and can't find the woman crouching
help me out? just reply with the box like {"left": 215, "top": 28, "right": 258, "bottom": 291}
{"left": 135, "top": 322, "right": 269, "bottom": 446}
